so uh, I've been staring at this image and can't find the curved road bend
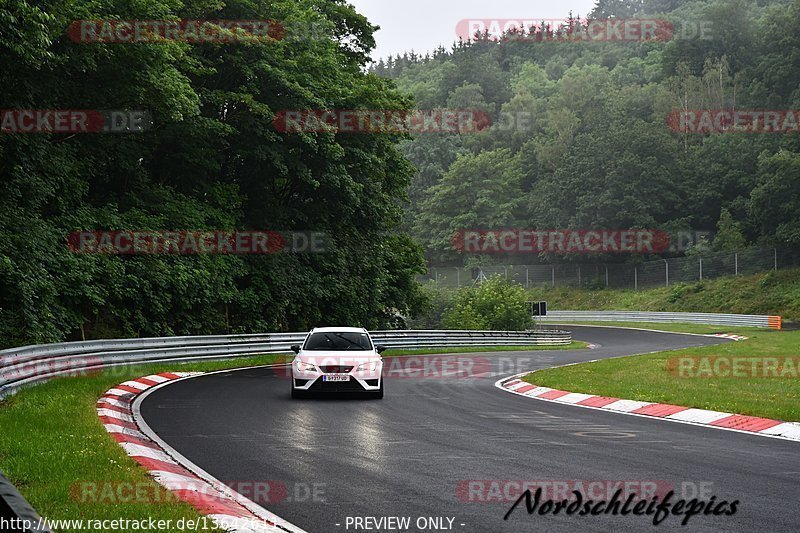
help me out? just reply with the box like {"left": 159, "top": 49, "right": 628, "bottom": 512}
{"left": 141, "top": 326, "right": 799, "bottom": 532}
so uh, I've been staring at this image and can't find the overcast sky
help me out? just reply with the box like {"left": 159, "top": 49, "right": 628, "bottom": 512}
{"left": 348, "top": 0, "right": 598, "bottom": 61}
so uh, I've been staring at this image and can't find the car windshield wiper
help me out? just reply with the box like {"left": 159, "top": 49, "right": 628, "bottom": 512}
{"left": 335, "top": 333, "right": 366, "bottom": 350}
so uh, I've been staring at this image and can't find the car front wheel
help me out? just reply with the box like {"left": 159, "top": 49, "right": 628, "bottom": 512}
{"left": 372, "top": 380, "right": 384, "bottom": 400}
{"left": 291, "top": 383, "right": 307, "bottom": 399}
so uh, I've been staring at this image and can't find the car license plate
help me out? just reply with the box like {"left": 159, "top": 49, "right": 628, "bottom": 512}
{"left": 323, "top": 374, "right": 350, "bottom": 382}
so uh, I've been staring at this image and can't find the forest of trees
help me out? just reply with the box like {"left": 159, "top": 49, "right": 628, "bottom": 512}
{"left": 0, "top": 0, "right": 428, "bottom": 347}
{"left": 372, "top": 0, "right": 800, "bottom": 265}
{"left": 2, "top": 0, "right": 800, "bottom": 347}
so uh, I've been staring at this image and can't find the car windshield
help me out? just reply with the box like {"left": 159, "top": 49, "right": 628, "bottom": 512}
{"left": 303, "top": 332, "right": 372, "bottom": 351}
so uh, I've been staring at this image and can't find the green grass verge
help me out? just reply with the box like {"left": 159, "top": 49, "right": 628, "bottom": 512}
{"left": 549, "top": 321, "right": 766, "bottom": 335}
{"left": 0, "top": 342, "right": 582, "bottom": 528}
{"left": 0, "top": 354, "right": 292, "bottom": 532}
{"left": 523, "top": 329, "right": 800, "bottom": 421}
{"left": 525, "top": 268, "right": 800, "bottom": 322}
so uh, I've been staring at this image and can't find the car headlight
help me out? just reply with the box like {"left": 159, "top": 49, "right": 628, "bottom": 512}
{"left": 356, "top": 361, "right": 381, "bottom": 372}
{"left": 295, "top": 361, "right": 318, "bottom": 373}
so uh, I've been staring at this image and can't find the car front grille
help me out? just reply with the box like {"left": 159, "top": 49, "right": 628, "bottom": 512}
{"left": 308, "top": 379, "right": 366, "bottom": 393}
{"left": 319, "top": 365, "right": 354, "bottom": 374}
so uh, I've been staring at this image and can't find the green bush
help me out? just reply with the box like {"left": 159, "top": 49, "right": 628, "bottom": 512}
{"left": 406, "top": 283, "right": 454, "bottom": 329}
{"left": 441, "top": 276, "right": 533, "bottom": 330}
{"left": 668, "top": 283, "right": 688, "bottom": 303}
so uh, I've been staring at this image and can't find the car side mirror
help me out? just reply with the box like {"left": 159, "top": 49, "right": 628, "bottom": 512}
{"left": 291, "top": 345, "right": 301, "bottom": 354}
{"left": 375, "top": 345, "right": 387, "bottom": 354}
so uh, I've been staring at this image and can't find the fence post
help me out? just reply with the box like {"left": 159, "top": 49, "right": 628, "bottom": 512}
{"left": 457, "top": 268, "right": 460, "bottom": 288}
{"left": 578, "top": 266, "right": 581, "bottom": 287}
{"left": 526, "top": 267, "right": 529, "bottom": 289}
{"left": 775, "top": 249, "right": 778, "bottom": 272}
{"left": 434, "top": 267, "right": 438, "bottom": 284}
{"left": 634, "top": 266, "right": 638, "bottom": 291}
{"left": 735, "top": 252, "right": 738, "bottom": 276}
{"left": 605, "top": 265, "right": 609, "bottom": 287}
{"left": 699, "top": 258, "right": 703, "bottom": 281}
{"left": 664, "top": 259, "right": 669, "bottom": 287}
{"left": 551, "top": 266, "right": 555, "bottom": 287}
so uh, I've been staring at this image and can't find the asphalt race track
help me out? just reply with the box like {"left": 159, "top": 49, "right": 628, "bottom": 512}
{"left": 140, "top": 326, "right": 800, "bottom": 532}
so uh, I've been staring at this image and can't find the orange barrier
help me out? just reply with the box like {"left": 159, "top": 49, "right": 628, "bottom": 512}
{"left": 768, "top": 316, "right": 782, "bottom": 330}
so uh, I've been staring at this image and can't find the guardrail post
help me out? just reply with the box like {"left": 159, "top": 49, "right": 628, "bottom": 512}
{"left": 768, "top": 316, "right": 783, "bottom": 330}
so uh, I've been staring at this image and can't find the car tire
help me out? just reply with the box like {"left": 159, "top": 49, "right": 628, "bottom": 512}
{"left": 372, "top": 380, "right": 384, "bottom": 400}
{"left": 291, "top": 384, "right": 306, "bottom": 399}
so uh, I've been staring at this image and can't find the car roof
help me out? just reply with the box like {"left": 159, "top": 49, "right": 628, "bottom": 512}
{"left": 310, "top": 327, "right": 368, "bottom": 333}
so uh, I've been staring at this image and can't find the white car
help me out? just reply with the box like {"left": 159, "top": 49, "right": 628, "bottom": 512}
{"left": 290, "top": 327, "right": 385, "bottom": 399}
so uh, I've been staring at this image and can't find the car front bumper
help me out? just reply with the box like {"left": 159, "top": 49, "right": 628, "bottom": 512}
{"left": 292, "top": 373, "right": 382, "bottom": 393}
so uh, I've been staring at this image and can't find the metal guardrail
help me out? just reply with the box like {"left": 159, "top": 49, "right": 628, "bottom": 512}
{"left": 372, "top": 330, "right": 572, "bottom": 348}
{"left": 0, "top": 329, "right": 571, "bottom": 399}
{"left": 0, "top": 470, "right": 51, "bottom": 532}
{"left": 537, "top": 310, "right": 782, "bottom": 329}
{"left": 0, "top": 328, "right": 568, "bottom": 526}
